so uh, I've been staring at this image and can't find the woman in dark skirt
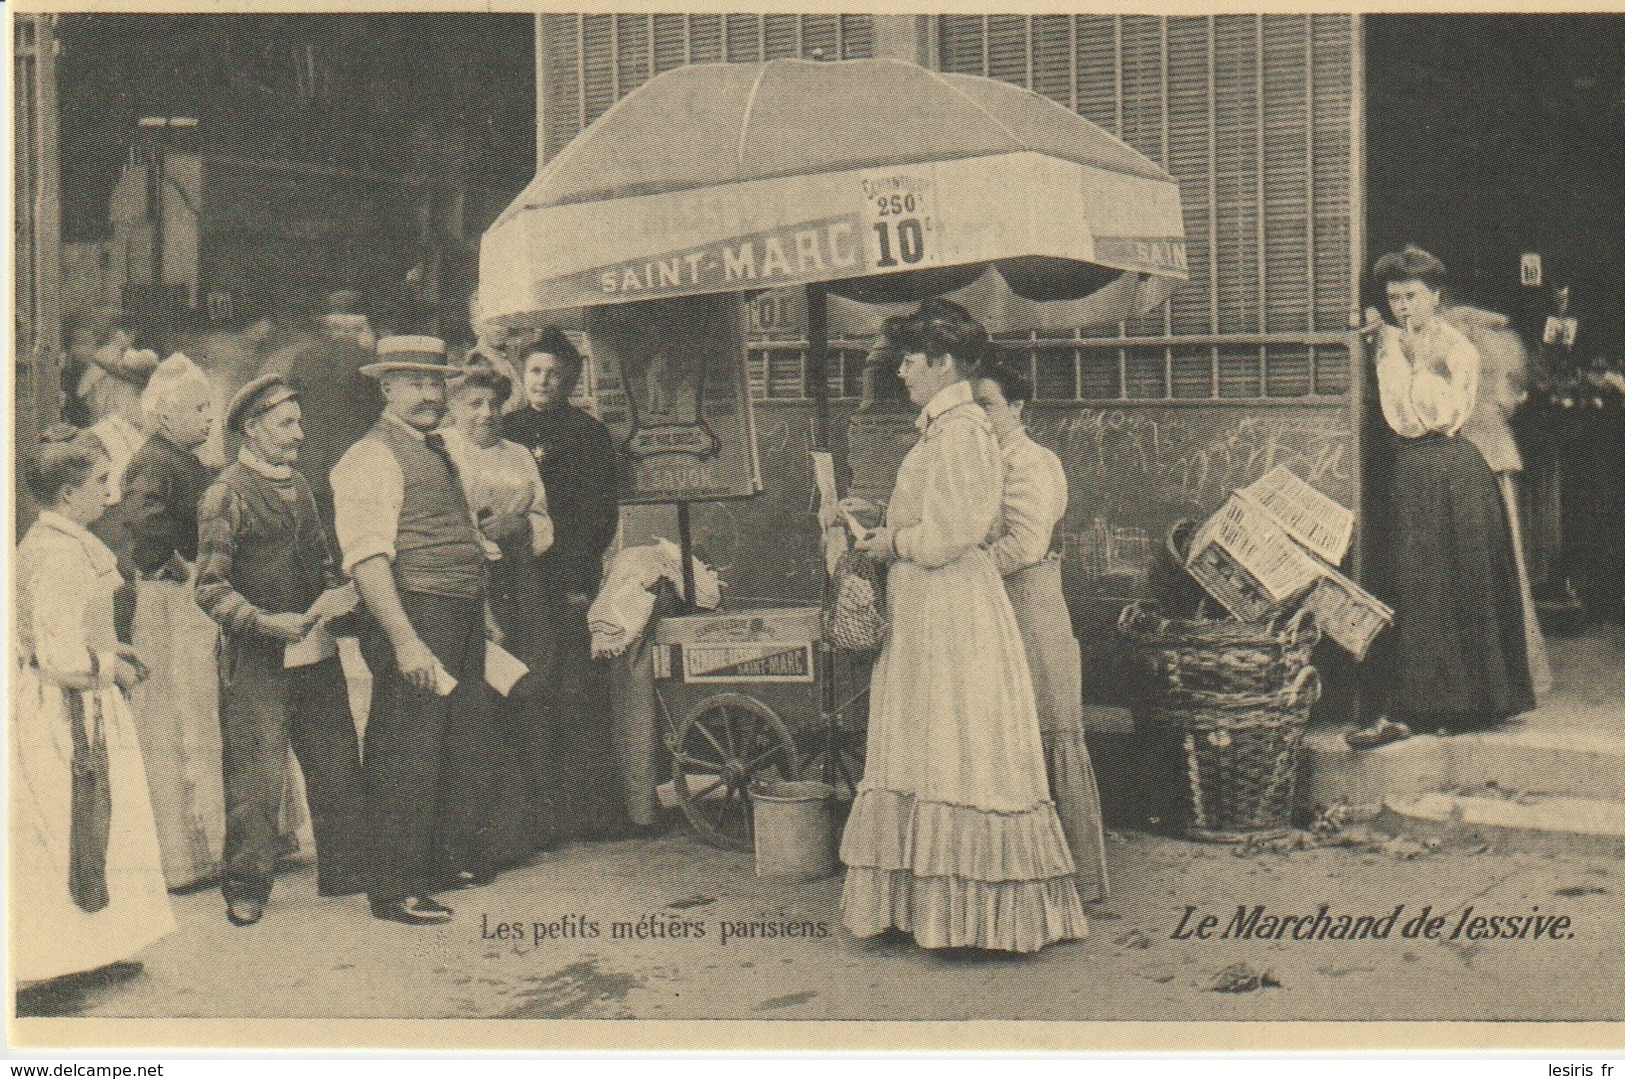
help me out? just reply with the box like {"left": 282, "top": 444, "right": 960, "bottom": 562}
{"left": 1350, "top": 246, "right": 1535, "bottom": 745}
{"left": 440, "top": 363, "right": 557, "bottom": 867}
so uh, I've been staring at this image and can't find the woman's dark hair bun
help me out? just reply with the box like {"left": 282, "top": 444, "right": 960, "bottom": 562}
{"left": 975, "top": 349, "right": 1033, "bottom": 406}
{"left": 25, "top": 425, "right": 103, "bottom": 505}
{"left": 892, "top": 298, "right": 989, "bottom": 370}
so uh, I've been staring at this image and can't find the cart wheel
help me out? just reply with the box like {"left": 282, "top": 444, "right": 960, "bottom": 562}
{"left": 802, "top": 712, "right": 867, "bottom": 802}
{"left": 672, "top": 693, "right": 800, "bottom": 852}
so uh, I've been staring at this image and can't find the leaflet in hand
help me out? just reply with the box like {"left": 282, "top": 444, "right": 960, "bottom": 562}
{"left": 484, "top": 640, "right": 529, "bottom": 697}
{"left": 433, "top": 659, "right": 458, "bottom": 697}
{"left": 811, "top": 450, "right": 857, "bottom": 575}
{"left": 284, "top": 621, "right": 337, "bottom": 669}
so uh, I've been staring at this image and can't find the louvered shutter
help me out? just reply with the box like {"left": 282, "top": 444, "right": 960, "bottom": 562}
{"left": 938, "top": 14, "right": 1358, "bottom": 402}
{"left": 541, "top": 14, "right": 877, "bottom": 162}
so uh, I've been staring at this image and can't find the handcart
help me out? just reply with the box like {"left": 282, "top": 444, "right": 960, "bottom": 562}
{"left": 478, "top": 57, "right": 1191, "bottom": 848}
{"left": 652, "top": 599, "right": 874, "bottom": 851}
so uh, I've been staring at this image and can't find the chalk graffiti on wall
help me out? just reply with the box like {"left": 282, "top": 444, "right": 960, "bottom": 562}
{"left": 1026, "top": 408, "right": 1351, "bottom": 511}
{"left": 1026, "top": 405, "right": 1354, "bottom": 597}
{"left": 1060, "top": 518, "right": 1156, "bottom": 589}
{"left": 637, "top": 403, "right": 1354, "bottom": 604}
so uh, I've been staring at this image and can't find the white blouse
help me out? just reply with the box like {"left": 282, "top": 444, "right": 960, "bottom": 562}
{"left": 440, "top": 426, "right": 556, "bottom": 560}
{"left": 989, "top": 423, "right": 1068, "bottom": 577}
{"left": 14, "top": 511, "right": 123, "bottom": 690}
{"left": 887, "top": 381, "right": 1003, "bottom": 570}
{"left": 1374, "top": 316, "right": 1481, "bottom": 439}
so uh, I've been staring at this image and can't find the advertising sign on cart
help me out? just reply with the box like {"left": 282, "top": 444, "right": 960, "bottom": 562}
{"left": 585, "top": 294, "right": 762, "bottom": 504}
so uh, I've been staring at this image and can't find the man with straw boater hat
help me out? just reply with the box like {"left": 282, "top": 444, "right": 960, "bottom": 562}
{"left": 330, "top": 335, "right": 501, "bottom": 925}
{"left": 195, "top": 374, "right": 369, "bottom": 927}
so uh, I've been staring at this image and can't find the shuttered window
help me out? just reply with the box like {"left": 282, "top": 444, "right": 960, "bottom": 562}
{"left": 939, "top": 14, "right": 1357, "bottom": 401}
{"left": 540, "top": 14, "right": 875, "bottom": 162}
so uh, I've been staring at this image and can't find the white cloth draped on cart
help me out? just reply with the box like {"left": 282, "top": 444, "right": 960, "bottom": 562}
{"left": 839, "top": 382, "right": 1087, "bottom": 953}
{"left": 10, "top": 513, "right": 174, "bottom": 983}
{"left": 588, "top": 539, "right": 720, "bottom": 658}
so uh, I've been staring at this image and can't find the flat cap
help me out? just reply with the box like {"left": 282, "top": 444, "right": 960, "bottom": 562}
{"left": 226, "top": 373, "right": 300, "bottom": 433}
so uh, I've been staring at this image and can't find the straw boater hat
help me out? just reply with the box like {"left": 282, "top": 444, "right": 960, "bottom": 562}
{"left": 360, "top": 335, "right": 454, "bottom": 379}
{"left": 225, "top": 374, "right": 300, "bottom": 434}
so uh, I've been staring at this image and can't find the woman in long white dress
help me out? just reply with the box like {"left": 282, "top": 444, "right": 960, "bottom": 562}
{"left": 972, "top": 356, "right": 1110, "bottom": 903}
{"left": 837, "top": 300, "right": 1087, "bottom": 953}
{"left": 12, "top": 427, "right": 175, "bottom": 989}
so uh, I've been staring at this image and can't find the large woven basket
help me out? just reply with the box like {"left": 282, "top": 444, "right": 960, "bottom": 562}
{"left": 1138, "top": 666, "right": 1321, "bottom": 843}
{"left": 1118, "top": 600, "right": 1320, "bottom": 694}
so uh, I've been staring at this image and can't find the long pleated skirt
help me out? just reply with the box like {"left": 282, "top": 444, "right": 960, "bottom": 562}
{"left": 1376, "top": 433, "right": 1535, "bottom": 724}
{"left": 840, "top": 548, "right": 1087, "bottom": 953}
{"left": 1005, "top": 559, "right": 1110, "bottom": 903}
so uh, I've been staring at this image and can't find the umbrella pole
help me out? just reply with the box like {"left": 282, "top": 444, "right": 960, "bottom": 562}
{"left": 806, "top": 281, "right": 831, "bottom": 451}
{"left": 804, "top": 282, "right": 842, "bottom": 781}
{"left": 676, "top": 501, "right": 697, "bottom": 613}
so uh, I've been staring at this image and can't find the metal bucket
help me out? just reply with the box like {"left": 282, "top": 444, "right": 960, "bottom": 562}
{"left": 749, "top": 781, "right": 836, "bottom": 880}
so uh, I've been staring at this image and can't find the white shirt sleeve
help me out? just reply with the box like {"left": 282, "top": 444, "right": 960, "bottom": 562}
{"left": 331, "top": 437, "right": 405, "bottom": 575}
{"left": 990, "top": 440, "right": 1066, "bottom": 576}
{"left": 892, "top": 415, "right": 1004, "bottom": 570}
{"left": 1413, "top": 324, "right": 1479, "bottom": 436}
{"left": 520, "top": 445, "right": 556, "bottom": 557}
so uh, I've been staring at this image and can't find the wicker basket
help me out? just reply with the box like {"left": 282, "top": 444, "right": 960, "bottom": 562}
{"left": 1138, "top": 666, "right": 1322, "bottom": 843}
{"left": 1117, "top": 600, "right": 1320, "bottom": 694}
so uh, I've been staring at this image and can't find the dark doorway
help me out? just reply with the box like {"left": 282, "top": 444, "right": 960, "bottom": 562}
{"left": 1365, "top": 14, "right": 1623, "bottom": 340}
{"left": 1365, "top": 14, "right": 1625, "bottom": 631}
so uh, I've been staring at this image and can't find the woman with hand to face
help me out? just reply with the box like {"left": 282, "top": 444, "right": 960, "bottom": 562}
{"left": 837, "top": 299, "right": 1087, "bottom": 954}
{"left": 12, "top": 427, "right": 174, "bottom": 996}
{"left": 1347, "top": 246, "right": 1535, "bottom": 748}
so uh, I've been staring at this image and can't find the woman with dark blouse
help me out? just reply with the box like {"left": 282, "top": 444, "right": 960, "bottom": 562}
{"left": 502, "top": 329, "right": 624, "bottom": 839}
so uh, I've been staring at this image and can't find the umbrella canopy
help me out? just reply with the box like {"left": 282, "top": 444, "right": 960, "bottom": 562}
{"left": 480, "top": 58, "right": 1187, "bottom": 329}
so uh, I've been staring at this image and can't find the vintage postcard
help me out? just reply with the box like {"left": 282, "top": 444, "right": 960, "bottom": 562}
{"left": 8, "top": 0, "right": 1625, "bottom": 1054}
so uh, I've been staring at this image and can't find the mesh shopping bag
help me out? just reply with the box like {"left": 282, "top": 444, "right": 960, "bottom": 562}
{"left": 823, "top": 550, "right": 887, "bottom": 653}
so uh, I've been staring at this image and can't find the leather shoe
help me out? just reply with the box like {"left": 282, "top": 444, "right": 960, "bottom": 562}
{"left": 370, "top": 895, "right": 453, "bottom": 926}
{"left": 225, "top": 898, "right": 264, "bottom": 927}
{"left": 437, "top": 869, "right": 492, "bottom": 891}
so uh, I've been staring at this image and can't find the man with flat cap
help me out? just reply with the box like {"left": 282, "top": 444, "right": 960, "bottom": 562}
{"left": 195, "top": 374, "right": 368, "bottom": 927}
{"left": 330, "top": 335, "right": 501, "bottom": 926}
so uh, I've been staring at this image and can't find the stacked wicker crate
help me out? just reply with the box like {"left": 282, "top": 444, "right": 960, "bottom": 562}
{"left": 1120, "top": 466, "right": 1391, "bottom": 842}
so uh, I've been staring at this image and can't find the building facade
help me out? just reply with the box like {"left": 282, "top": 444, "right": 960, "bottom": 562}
{"left": 536, "top": 13, "right": 1368, "bottom": 707}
